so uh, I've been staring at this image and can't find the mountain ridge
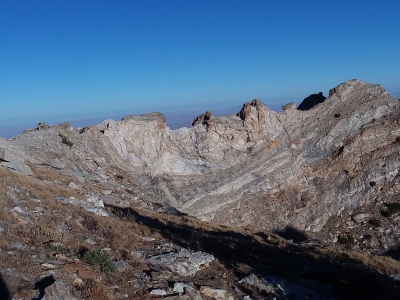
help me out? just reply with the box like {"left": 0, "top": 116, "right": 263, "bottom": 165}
{"left": 3, "top": 79, "right": 400, "bottom": 298}
{"left": 3, "top": 79, "right": 400, "bottom": 234}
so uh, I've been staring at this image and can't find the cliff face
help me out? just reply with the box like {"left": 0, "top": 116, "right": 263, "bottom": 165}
{"left": 5, "top": 79, "right": 400, "bottom": 233}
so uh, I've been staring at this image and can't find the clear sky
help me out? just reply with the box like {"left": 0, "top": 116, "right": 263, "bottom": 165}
{"left": 1, "top": 1, "right": 400, "bottom": 137}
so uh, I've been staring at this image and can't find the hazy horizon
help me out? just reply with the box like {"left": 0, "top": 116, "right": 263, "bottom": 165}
{"left": 1, "top": 1, "right": 399, "bottom": 138}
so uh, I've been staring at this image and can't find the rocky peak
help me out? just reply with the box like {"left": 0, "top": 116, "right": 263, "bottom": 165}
{"left": 282, "top": 102, "right": 296, "bottom": 111}
{"left": 192, "top": 110, "right": 214, "bottom": 127}
{"left": 236, "top": 99, "right": 267, "bottom": 130}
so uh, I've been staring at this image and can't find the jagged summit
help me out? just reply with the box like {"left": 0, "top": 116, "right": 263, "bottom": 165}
{"left": 2, "top": 78, "right": 398, "bottom": 230}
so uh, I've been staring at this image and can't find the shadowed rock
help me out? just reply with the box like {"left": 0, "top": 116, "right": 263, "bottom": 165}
{"left": 297, "top": 92, "right": 326, "bottom": 111}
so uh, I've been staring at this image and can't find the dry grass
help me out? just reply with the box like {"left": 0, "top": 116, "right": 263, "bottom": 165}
{"left": 2, "top": 163, "right": 400, "bottom": 298}
{"left": 11, "top": 288, "right": 36, "bottom": 299}
{"left": 76, "top": 280, "right": 114, "bottom": 300}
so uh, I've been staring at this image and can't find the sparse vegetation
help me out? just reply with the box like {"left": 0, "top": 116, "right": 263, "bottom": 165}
{"left": 116, "top": 174, "right": 124, "bottom": 180}
{"left": 338, "top": 234, "right": 355, "bottom": 247}
{"left": 46, "top": 244, "right": 117, "bottom": 275}
{"left": 81, "top": 249, "right": 117, "bottom": 275}
{"left": 3, "top": 147, "right": 400, "bottom": 299}
{"left": 58, "top": 133, "right": 73, "bottom": 147}
{"left": 46, "top": 244, "right": 80, "bottom": 258}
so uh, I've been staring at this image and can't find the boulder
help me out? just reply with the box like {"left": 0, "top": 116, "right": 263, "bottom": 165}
{"left": 0, "top": 139, "right": 32, "bottom": 175}
{"left": 146, "top": 249, "right": 214, "bottom": 277}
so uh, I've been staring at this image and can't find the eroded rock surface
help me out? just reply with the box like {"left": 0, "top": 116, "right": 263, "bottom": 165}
{"left": 5, "top": 79, "right": 400, "bottom": 236}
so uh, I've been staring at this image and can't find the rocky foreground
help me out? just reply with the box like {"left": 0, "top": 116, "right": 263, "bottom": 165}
{"left": 1, "top": 79, "right": 400, "bottom": 299}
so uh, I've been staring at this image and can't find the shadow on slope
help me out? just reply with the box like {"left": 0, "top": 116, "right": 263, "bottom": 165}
{"left": 273, "top": 226, "right": 309, "bottom": 243}
{"left": 0, "top": 272, "right": 10, "bottom": 300}
{"left": 384, "top": 244, "right": 400, "bottom": 261}
{"left": 107, "top": 204, "right": 400, "bottom": 299}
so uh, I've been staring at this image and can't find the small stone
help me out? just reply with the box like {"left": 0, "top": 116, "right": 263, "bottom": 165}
{"left": 41, "top": 263, "right": 57, "bottom": 269}
{"left": 83, "top": 237, "right": 97, "bottom": 245}
{"left": 141, "top": 236, "right": 155, "bottom": 242}
{"left": 352, "top": 213, "right": 372, "bottom": 223}
{"left": 68, "top": 182, "right": 79, "bottom": 189}
{"left": 113, "top": 260, "right": 128, "bottom": 272}
{"left": 150, "top": 289, "right": 167, "bottom": 296}
{"left": 130, "top": 250, "right": 144, "bottom": 258}
{"left": 173, "top": 282, "right": 193, "bottom": 294}
{"left": 13, "top": 242, "right": 27, "bottom": 250}
{"left": 86, "top": 195, "right": 104, "bottom": 208}
{"left": 102, "top": 190, "right": 112, "bottom": 195}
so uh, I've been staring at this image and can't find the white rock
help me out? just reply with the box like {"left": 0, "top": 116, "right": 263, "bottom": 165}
{"left": 150, "top": 289, "right": 167, "bottom": 296}
{"left": 146, "top": 249, "right": 214, "bottom": 277}
{"left": 68, "top": 182, "right": 79, "bottom": 189}
{"left": 173, "top": 282, "right": 194, "bottom": 294}
{"left": 200, "top": 286, "right": 234, "bottom": 300}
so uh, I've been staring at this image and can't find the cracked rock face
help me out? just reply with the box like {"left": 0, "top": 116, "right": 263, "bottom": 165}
{"left": 7, "top": 79, "right": 400, "bottom": 233}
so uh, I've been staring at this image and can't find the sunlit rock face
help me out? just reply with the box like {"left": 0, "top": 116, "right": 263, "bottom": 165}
{"left": 9, "top": 79, "right": 400, "bottom": 232}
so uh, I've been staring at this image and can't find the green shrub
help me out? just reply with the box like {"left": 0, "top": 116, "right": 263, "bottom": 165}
{"left": 364, "top": 234, "right": 372, "bottom": 240}
{"left": 334, "top": 113, "right": 341, "bottom": 118}
{"left": 82, "top": 250, "right": 117, "bottom": 275}
{"left": 46, "top": 245, "right": 117, "bottom": 275}
{"left": 116, "top": 174, "right": 124, "bottom": 180}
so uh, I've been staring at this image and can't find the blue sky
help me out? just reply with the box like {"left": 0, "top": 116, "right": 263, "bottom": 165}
{"left": 1, "top": 1, "right": 400, "bottom": 137}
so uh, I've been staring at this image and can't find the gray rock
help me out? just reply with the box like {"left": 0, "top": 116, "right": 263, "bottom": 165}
{"left": 83, "top": 236, "right": 97, "bottom": 245}
{"left": 86, "top": 194, "right": 104, "bottom": 208}
{"left": 113, "top": 260, "right": 128, "bottom": 272}
{"left": 282, "top": 102, "right": 296, "bottom": 111}
{"left": 173, "top": 282, "right": 194, "bottom": 294}
{"left": 352, "top": 213, "right": 372, "bottom": 223}
{"left": 57, "top": 197, "right": 108, "bottom": 217}
{"left": 13, "top": 242, "right": 27, "bottom": 250}
{"left": 40, "top": 277, "right": 79, "bottom": 300}
{"left": 239, "top": 274, "right": 274, "bottom": 294}
{"left": 68, "top": 182, "right": 79, "bottom": 189}
{"left": 146, "top": 249, "right": 214, "bottom": 277}
{"left": 0, "top": 140, "right": 32, "bottom": 175}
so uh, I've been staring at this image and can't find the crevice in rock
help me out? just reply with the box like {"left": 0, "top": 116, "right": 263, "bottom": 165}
{"left": 32, "top": 275, "right": 56, "bottom": 300}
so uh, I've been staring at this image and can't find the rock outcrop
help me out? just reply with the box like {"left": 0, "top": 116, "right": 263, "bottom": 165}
{"left": 6, "top": 79, "right": 400, "bottom": 234}
{"left": 3, "top": 79, "right": 400, "bottom": 299}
